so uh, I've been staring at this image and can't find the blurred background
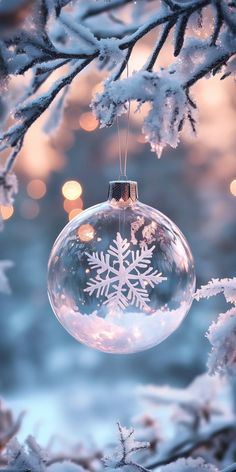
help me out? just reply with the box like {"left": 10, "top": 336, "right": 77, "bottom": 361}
{"left": 0, "top": 11, "right": 236, "bottom": 449}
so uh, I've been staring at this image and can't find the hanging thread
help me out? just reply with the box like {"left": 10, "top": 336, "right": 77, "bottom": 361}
{"left": 117, "top": 62, "right": 131, "bottom": 180}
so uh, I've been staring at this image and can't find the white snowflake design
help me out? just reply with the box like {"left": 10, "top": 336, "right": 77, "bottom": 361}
{"left": 84, "top": 232, "right": 167, "bottom": 311}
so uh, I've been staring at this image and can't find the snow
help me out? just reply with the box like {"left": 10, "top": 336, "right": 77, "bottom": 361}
{"left": 195, "top": 278, "right": 236, "bottom": 376}
{"left": 159, "top": 457, "right": 219, "bottom": 471}
{"left": 91, "top": 69, "right": 198, "bottom": 156}
{"left": 56, "top": 301, "right": 189, "bottom": 354}
{"left": 207, "top": 307, "right": 236, "bottom": 376}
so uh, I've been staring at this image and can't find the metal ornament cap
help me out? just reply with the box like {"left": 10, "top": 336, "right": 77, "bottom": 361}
{"left": 108, "top": 180, "right": 138, "bottom": 206}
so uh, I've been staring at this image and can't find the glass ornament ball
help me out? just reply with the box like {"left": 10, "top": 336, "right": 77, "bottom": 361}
{"left": 48, "top": 180, "right": 195, "bottom": 354}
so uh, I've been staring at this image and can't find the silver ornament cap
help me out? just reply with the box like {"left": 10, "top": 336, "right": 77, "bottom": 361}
{"left": 108, "top": 180, "right": 138, "bottom": 205}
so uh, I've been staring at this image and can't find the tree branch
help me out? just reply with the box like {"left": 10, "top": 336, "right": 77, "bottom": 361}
{"left": 146, "top": 423, "right": 236, "bottom": 469}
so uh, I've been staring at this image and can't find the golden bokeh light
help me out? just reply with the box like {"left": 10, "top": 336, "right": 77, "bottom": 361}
{"left": 68, "top": 208, "right": 83, "bottom": 221}
{"left": 63, "top": 197, "right": 83, "bottom": 213}
{"left": 27, "top": 179, "right": 46, "bottom": 199}
{"left": 20, "top": 200, "right": 40, "bottom": 219}
{"left": 79, "top": 112, "right": 98, "bottom": 132}
{"left": 62, "top": 180, "right": 82, "bottom": 200}
{"left": 0, "top": 205, "right": 14, "bottom": 220}
{"left": 77, "top": 224, "right": 95, "bottom": 242}
{"left": 230, "top": 179, "right": 236, "bottom": 197}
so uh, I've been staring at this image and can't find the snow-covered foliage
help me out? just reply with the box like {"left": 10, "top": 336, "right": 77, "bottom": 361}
{"left": 138, "top": 373, "right": 227, "bottom": 432}
{"left": 195, "top": 279, "right": 236, "bottom": 377}
{"left": 6, "top": 436, "right": 48, "bottom": 472}
{"left": 0, "top": 170, "right": 17, "bottom": 207}
{"left": 0, "top": 400, "right": 24, "bottom": 452}
{"left": 0, "top": 0, "right": 235, "bottom": 182}
{"left": 159, "top": 457, "right": 219, "bottom": 471}
{"left": 0, "top": 380, "right": 235, "bottom": 472}
{"left": 103, "top": 423, "right": 149, "bottom": 470}
{"left": 0, "top": 2, "right": 235, "bottom": 472}
{"left": 134, "top": 373, "right": 236, "bottom": 467}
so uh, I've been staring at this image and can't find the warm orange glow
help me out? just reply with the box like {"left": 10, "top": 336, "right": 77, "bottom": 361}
{"left": 20, "top": 200, "right": 40, "bottom": 219}
{"left": 77, "top": 224, "right": 95, "bottom": 242}
{"left": 79, "top": 112, "right": 98, "bottom": 132}
{"left": 62, "top": 180, "right": 82, "bottom": 200}
{"left": 92, "top": 82, "right": 104, "bottom": 97}
{"left": 68, "top": 208, "right": 83, "bottom": 220}
{"left": 27, "top": 179, "right": 46, "bottom": 199}
{"left": 136, "top": 134, "right": 147, "bottom": 144}
{"left": 0, "top": 205, "right": 14, "bottom": 220}
{"left": 230, "top": 179, "right": 236, "bottom": 196}
{"left": 63, "top": 197, "right": 83, "bottom": 213}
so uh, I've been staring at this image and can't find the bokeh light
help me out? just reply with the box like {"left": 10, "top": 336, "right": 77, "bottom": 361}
{"left": 62, "top": 180, "right": 82, "bottom": 200}
{"left": 27, "top": 179, "right": 47, "bottom": 200}
{"left": 63, "top": 197, "right": 83, "bottom": 213}
{"left": 77, "top": 223, "right": 95, "bottom": 241}
{"left": 0, "top": 205, "right": 14, "bottom": 220}
{"left": 79, "top": 112, "right": 98, "bottom": 132}
{"left": 68, "top": 208, "right": 83, "bottom": 220}
{"left": 230, "top": 179, "right": 236, "bottom": 197}
{"left": 20, "top": 200, "right": 40, "bottom": 219}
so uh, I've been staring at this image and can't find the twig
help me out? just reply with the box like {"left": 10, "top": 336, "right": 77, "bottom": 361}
{"left": 80, "top": 0, "right": 134, "bottom": 20}
{"left": 184, "top": 50, "right": 236, "bottom": 88}
{"left": 119, "top": 0, "right": 209, "bottom": 49}
{"left": 146, "top": 424, "right": 236, "bottom": 469}
{"left": 146, "top": 19, "right": 175, "bottom": 71}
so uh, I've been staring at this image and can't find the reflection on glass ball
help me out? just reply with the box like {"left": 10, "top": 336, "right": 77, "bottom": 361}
{"left": 48, "top": 181, "right": 195, "bottom": 354}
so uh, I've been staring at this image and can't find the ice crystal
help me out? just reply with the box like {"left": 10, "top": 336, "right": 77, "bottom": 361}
{"left": 84, "top": 232, "right": 166, "bottom": 311}
{"left": 103, "top": 423, "right": 149, "bottom": 469}
{"left": 7, "top": 436, "right": 47, "bottom": 472}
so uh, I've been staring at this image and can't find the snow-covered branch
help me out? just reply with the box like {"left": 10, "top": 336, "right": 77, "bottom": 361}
{"left": 195, "top": 278, "right": 236, "bottom": 376}
{"left": 0, "top": 382, "right": 235, "bottom": 472}
{"left": 0, "top": 0, "right": 235, "bottom": 208}
{"left": 104, "top": 423, "right": 150, "bottom": 472}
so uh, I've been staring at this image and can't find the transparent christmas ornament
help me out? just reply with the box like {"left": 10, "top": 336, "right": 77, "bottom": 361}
{"left": 48, "top": 181, "right": 195, "bottom": 354}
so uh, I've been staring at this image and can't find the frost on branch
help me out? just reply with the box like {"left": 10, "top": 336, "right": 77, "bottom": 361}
{"left": 0, "top": 171, "right": 18, "bottom": 207}
{"left": 159, "top": 457, "right": 219, "bottom": 471}
{"left": 0, "top": 0, "right": 235, "bottom": 179}
{"left": 98, "top": 38, "right": 125, "bottom": 71}
{"left": 0, "top": 400, "right": 24, "bottom": 452}
{"left": 92, "top": 69, "right": 197, "bottom": 157}
{"left": 7, "top": 436, "right": 47, "bottom": 472}
{"left": 103, "top": 422, "right": 149, "bottom": 470}
{"left": 138, "top": 374, "right": 227, "bottom": 433}
{"left": 195, "top": 278, "right": 236, "bottom": 377}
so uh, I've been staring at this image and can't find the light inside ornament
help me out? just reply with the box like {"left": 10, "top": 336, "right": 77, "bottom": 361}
{"left": 77, "top": 223, "right": 95, "bottom": 242}
{"left": 48, "top": 180, "right": 196, "bottom": 354}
